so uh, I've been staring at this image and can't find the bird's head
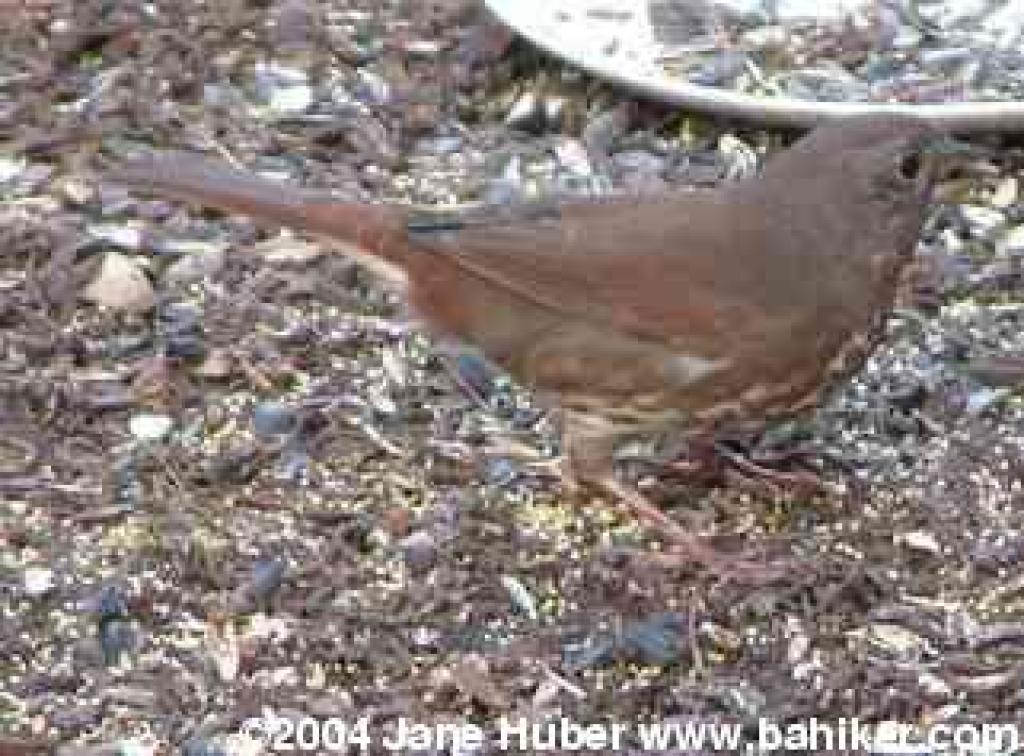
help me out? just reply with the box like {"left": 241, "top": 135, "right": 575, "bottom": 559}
{"left": 751, "top": 114, "right": 991, "bottom": 298}
{"left": 761, "top": 114, "right": 988, "bottom": 213}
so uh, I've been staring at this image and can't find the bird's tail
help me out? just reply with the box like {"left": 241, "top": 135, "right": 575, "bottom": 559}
{"left": 110, "top": 152, "right": 409, "bottom": 277}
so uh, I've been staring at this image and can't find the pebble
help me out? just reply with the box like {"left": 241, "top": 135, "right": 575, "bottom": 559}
{"left": 129, "top": 413, "right": 173, "bottom": 442}
{"left": 82, "top": 252, "right": 156, "bottom": 313}
{"left": 163, "top": 244, "right": 227, "bottom": 285}
{"left": 959, "top": 204, "right": 1007, "bottom": 239}
{"left": 996, "top": 224, "right": 1024, "bottom": 256}
{"left": 23, "top": 567, "right": 54, "bottom": 597}
{"left": 398, "top": 530, "right": 438, "bottom": 573}
{"left": 896, "top": 530, "right": 941, "bottom": 556}
{"left": 252, "top": 402, "right": 298, "bottom": 440}
{"left": 505, "top": 90, "right": 542, "bottom": 132}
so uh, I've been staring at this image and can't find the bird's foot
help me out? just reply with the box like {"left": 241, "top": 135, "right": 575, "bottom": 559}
{"left": 599, "top": 477, "right": 801, "bottom": 585}
{"left": 724, "top": 444, "right": 868, "bottom": 504}
{"left": 716, "top": 445, "right": 841, "bottom": 498}
{"left": 664, "top": 439, "right": 853, "bottom": 501}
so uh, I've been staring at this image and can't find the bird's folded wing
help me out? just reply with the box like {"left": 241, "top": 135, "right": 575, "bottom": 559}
{"left": 417, "top": 192, "right": 769, "bottom": 357}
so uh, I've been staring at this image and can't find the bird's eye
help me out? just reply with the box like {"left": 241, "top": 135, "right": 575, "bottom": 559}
{"left": 899, "top": 152, "right": 922, "bottom": 181}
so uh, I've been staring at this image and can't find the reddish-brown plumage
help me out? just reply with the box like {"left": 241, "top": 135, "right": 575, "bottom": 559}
{"left": 113, "top": 115, "right": 956, "bottom": 579}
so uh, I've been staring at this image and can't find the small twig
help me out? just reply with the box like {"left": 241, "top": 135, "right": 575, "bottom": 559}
{"left": 539, "top": 662, "right": 587, "bottom": 700}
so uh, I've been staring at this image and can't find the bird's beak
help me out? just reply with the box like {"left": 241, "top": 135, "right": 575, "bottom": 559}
{"left": 922, "top": 135, "right": 997, "bottom": 178}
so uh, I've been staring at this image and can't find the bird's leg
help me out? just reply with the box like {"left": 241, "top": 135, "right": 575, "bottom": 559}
{"left": 562, "top": 414, "right": 793, "bottom": 584}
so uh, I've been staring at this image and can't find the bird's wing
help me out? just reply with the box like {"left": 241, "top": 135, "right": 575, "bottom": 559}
{"left": 414, "top": 191, "right": 773, "bottom": 357}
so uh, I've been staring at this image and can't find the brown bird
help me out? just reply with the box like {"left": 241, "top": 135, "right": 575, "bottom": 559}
{"left": 112, "top": 115, "right": 971, "bottom": 580}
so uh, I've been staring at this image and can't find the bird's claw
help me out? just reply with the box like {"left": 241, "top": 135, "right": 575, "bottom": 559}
{"left": 663, "top": 441, "right": 852, "bottom": 501}
{"left": 599, "top": 475, "right": 805, "bottom": 585}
